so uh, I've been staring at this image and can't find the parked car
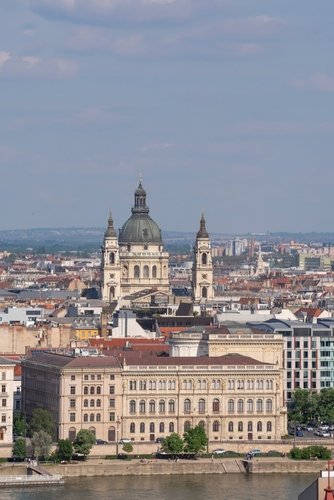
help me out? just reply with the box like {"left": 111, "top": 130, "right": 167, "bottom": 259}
{"left": 96, "top": 439, "right": 108, "bottom": 445}
{"left": 320, "top": 431, "right": 330, "bottom": 438}
{"left": 296, "top": 430, "right": 304, "bottom": 437}
{"left": 119, "top": 438, "right": 132, "bottom": 444}
{"left": 212, "top": 449, "right": 226, "bottom": 455}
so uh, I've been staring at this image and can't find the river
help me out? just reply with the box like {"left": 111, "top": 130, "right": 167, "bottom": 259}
{"left": 0, "top": 474, "right": 317, "bottom": 500}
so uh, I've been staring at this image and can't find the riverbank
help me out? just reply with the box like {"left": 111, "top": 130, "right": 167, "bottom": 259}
{"left": 0, "top": 457, "right": 327, "bottom": 478}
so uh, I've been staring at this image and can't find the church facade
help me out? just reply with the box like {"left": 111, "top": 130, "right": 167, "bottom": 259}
{"left": 101, "top": 181, "right": 213, "bottom": 304}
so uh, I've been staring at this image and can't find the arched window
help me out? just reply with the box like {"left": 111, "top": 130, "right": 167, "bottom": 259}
{"left": 228, "top": 399, "right": 234, "bottom": 414}
{"left": 84, "top": 399, "right": 88, "bottom": 408}
{"left": 169, "top": 422, "right": 174, "bottom": 433}
{"left": 184, "top": 421, "right": 191, "bottom": 432}
{"left": 198, "top": 399, "right": 205, "bottom": 414}
{"left": 89, "top": 426, "right": 95, "bottom": 436}
{"left": 130, "top": 423, "right": 135, "bottom": 433}
{"left": 96, "top": 399, "right": 101, "bottom": 407}
{"left": 129, "top": 400, "right": 136, "bottom": 414}
{"left": 84, "top": 414, "right": 88, "bottom": 422}
{"left": 248, "top": 421, "right": 253, "bottom": 432}
{"left": 267, "top": 421, "right": 272, "bottom": 432}
{"left": 139, "top": 380, "right": 147, "bottom": 390}
{"left": 150, "top": 422, "right": 155, "bottom": 433}
{"left": 143, "top": 265, "right": 149, "bottom": 278}
{"left": 168, "top": 400, "right": 175, "bottom": 413}
{"left": 159, "top": 422, "right": 164, "bottom": 433}
{"left": 139, "top": 400, "right": 146, "bottom": 414}
{"left": 149, "top": 380, "right": 156, "bottom": 390}
{"left": 238, "top": 421, "right": 243, "bottom": 432}
{"left": 266, "top": 399, "right": 273, "bottom": 413}
{"left": 90, "top": 414, "right": 94, "bottom": 422}
{"left": 247, "top": 399, "right": 254, "bottom": 413}
{"left": 202, "top": 287, "right": 207, "bottom": 299}
{"left": 228, "top": 421, "right": 233, "bottom": 432}
{"left": 257, "top": 421, "right": 262, "bottom": 432}
{"left": 149, "top": 400, "right": 156, "bottom": 413}
{"left": 108, "top": 427, "right": 116, "bottom": 441}
{"left": 152, "top": 265, "right": 157, "bottom": 278}
{"left": 213, "top": 398, "right": 220, "bottom": 413}
{"left": 184, "top": 399, "right": 191, "bottom": 414}
{"left": 256, "top": 399, "right": 263, "bottom": 413}
{"left": 159, "top": 400, "right": 166, "bottom": 413}
{"left": 140, "top": 422, "right": 145, "bottom": 433}
{"left": 96, "top": 386, "right": 101, "bottom": 395}
{"left": 134, "top": 265, "right": 140, "bottom": 278}
{"left": 212, "top": 420, "right": 219, "bottom": 432}
{"left": 90, "top": 399, "right": 95, "bottom": 407}
{"left": 96, "top": 413, "right": 101, "bottom": 422}
{"left": 237, "top": 399, "right": 244, "bottom": 413}
{"left": 202, "top": 253, "right": 207, "bottom": 265}
{"left": 199, "top": 420, "right": 205, "bottom": 429}
{"left": 84, "top": 386, "right": 88, "bottom": 395}
{"left": 69, "top": 427, "right": 76, "bottom": 442}
{"left": 90, "top": 386, "right": 95, "bottom": 395}
{"left": 110, "top": 252, "right": 115, "bottom": 264}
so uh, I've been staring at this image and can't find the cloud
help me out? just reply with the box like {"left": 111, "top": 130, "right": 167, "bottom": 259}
{"left": 0, "top": 50, "right": 77, "bottom": 78}
{"left": 141, "top": 142, "right": 174, "bottom": 152}
{"left": 30, "top": 0, "right": 209, "bottom": 25}
{"left": 292, "top": 73, "right": 334, "bottom": 92}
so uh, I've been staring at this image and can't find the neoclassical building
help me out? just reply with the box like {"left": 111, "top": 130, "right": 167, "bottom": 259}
{"left": 101, "top": 181, "right": 214, "bottom": 304}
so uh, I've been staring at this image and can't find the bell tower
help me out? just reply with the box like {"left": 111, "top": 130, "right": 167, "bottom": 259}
{"left": 101, "top": 211, "right": 121, "bottom": 302}
{"left": 192, "top": 213, "right": 213, "bottom": 302}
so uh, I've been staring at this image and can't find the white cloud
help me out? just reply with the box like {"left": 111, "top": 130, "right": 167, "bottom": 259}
{"left": 141, "top": 142, "right": 174, "bottom": 152}
{"left": 0, "top": 50, "right": 77, "bottom": 78}
{"left": 292, "top": 73, "right": 334, "bottom": 92}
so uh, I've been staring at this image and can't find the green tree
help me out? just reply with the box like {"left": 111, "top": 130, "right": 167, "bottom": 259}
{"left": 122, "top": 442, "right": 133, "bottom": 455}
{"left": 288, "top": 389, "right": 318, "bottom": 424}
{"left": 183, "top": 425, "right": 208, "bottom": 455}
{"left": 57, "top": 439, "right": 73, "bottom": 462}
{"left": 73, "top": 429, "right": 95, "bottom": 458}
{"left": 29, "top": 408, "right": 55, "bottom": 437}
{"left": 12, "top": 438, "right": 26, "bottom": 460}
{"left": 31, "top": 430, "right": 52, "bottom": 461}
{"left": 318, "top": 389, "right": 334, "bottom": 423}
{"left": 13, "top": 414, "right": 26, "bottom": 437}
{"left": 161, "top": 433, "right": 184, "bottom": 456}
{"left": 290, "top": 445, "right": 331, "bottom": 460}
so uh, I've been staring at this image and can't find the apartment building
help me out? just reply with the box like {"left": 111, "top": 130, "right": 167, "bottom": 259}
{"left": 247, "top": 318, "right": 334, "bottom": 403}
{"left": 0, "top": 357, "right": 15, "bottom": 444}
{"left": 22, "top": 350, "right": 287, "bottom": 443}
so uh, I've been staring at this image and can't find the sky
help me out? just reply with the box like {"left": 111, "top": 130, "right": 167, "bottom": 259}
{"left": 1, "top": 1, "right": 334, "bottom": 235}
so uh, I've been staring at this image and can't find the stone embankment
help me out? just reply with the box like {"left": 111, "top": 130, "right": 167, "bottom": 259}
{"left": 0, "top": 458, "right": 327, "bottom": 478}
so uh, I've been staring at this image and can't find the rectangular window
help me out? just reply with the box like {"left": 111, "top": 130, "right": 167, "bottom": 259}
{"left": 109, "top": 399, "right": 115, "bottom": 408}
{"left": 70, "top": 413, "right": 76, "bottom": 422}
{"left": 312, "top": 352, "right": 316, "bottom": 359}
{"left": 70, "top": 399, "right": 76, "bottom": 408}
{"left": 91, "top": 375, "right": 95, "bottom": 381}
{"left": 1, "top": 385, "right": 5, "bottom": 394}
{"left": 109, "top": 412, "right": 115, "bottom": 422}
{"left": 97, "top": 374, "right": 102, "bottom": 380}
{"left": 109, "top": 386, "right": 115, "bottom": 394}
{"left": 70, "top": 386, "right": 76, "bottom": 395}
{"left": 1, "top": 414, "right": 5, "bottom": 423}
{"left": 304, "top": 351, "right": 308, "bottom": 358}
{"left": 1, "top": 399, "right": 6, "bottom": 407}
{"left": 71, "top": 375, "right": 75, "bottom": 381}
{"left": 287, "top": 362, "right": 291, "bottom": 369}
{"left": 303, "top": 362, "right": 308, "bottom": 369}
{"left": 287, "top": 352, "right": 292, "bottom": 359}
{"left": 1, "top": 373, "right": 5, "bottom": 381}
{"left": 110, "top": 374, "right": 115, "bottom": 380}
{"left": 84, "top": 375, "right": 89, "bottom": 380}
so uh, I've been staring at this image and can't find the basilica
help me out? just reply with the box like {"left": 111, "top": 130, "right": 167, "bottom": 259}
{"left": 101, "top": 181, "right": 214, "bottom": 304}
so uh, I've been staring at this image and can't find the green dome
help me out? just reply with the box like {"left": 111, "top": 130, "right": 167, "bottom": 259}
{"left": 119, "top": 181, "right": 163, "bottom": 244}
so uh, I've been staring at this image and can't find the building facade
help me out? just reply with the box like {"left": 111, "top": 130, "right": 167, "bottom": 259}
{"left": 0, "top": 357, "right": 15, "bottom": 444}
{"left": 22, "top": 350, "right": 287, "bottom": 444}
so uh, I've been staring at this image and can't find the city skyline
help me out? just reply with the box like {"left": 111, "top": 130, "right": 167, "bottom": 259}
{"left": 1, "top": 1, "right": 333, "bottom": 233}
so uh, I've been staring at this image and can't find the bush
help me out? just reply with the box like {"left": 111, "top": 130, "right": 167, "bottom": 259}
{"left": 290, "top": 446, "right": 331, "bottom": 460}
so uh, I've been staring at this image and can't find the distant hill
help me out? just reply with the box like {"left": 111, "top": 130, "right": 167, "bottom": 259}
{"left": 0, "top": 227, "right": 334, "bottom": 252}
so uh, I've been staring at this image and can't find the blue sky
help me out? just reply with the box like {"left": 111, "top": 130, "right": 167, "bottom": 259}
{"left": 1, "top": 1, "right": 333, "bottom": 234}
